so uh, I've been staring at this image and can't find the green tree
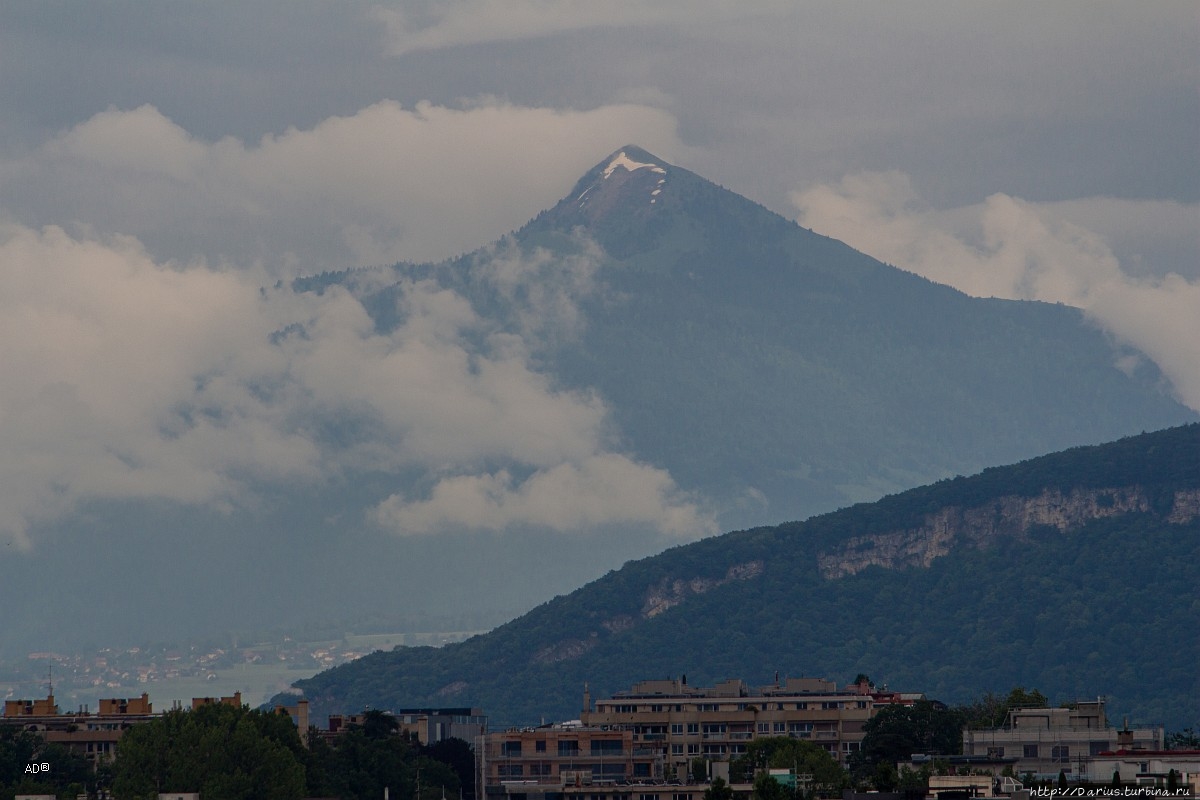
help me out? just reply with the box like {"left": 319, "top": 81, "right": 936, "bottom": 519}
{"left": 0, "top": 724, "right": 98, "bottom": 797}
{"left": 704, "top": 775, "right": 734, "bottom": 800}
{"left": 853, "top": 700, "right": 964, "bottom": 780}
{"left": 1008, "top": 688, "right": 1048, "bottom": 710}
{"left": 871, "top": 762, "right": 898, "bottom": 792}
{"left": 731, "top": 737, "right": 847, "bottom": 794}
{"left": 752, "top": 771, "right": 790, "bottom": 800}
{"left": 897, "top": 764, "right": 931, "bottom": 791}
{"left": 1167, "top": 728, "right": 1200, "bottom": 749}
{"left": 113, "top": 703, "right": 306, "bottom": 799}
{"left": 425, "top": 737, "right": 477, "bottom": 800}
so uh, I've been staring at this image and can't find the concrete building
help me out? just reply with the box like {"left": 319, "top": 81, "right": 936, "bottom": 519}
{"left": 482, "top": 723, "right": 717, "bottom": 800}
{"left": 0, "top": 693, "right": 156, "bottom": 767}
{"left": 395, "top": 707, "right": 489, "bottom": 745}
{"left": 960, "top": 700, "right": 1163, "bottom": 780}
{"left": 191, "top": 691, "right": 243, "bottom": 709}
{"left": 1081, "top": 749, "right": 1200, "bottom": 792}
{"left": 580, "top": 676, "right": 923, "bottom": 774}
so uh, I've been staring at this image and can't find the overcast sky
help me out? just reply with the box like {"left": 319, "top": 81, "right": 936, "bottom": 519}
{"left": 1, "top": 1, "right": 1197, "bottom": 552}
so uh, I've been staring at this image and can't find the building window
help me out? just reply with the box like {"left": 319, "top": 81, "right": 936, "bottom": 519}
{"left": 559, "top": 740, "right": 581, "bottom": 756}
{"left": 987, "top": 747, "right": 1005, "bottom": 759}
{"left": 502, "top": 741, "right": 522, "bottom": 757}
{"left": 1024, "top": 745, "right": 1038, "bottom": 759}
{"left": 671, "top": 724, "right": 684, "bottom": 735}
{"left": 773, "top": 723, "right": 785, "bottom": 733}
{"left": 687, "top": 744, "right": 700, "bottom": 755}
{"left": 536, "top": 740, "right": 546, "bottom": 752}
{"left": 1052, "top": 745, "right": 1069, "bottom": 763}
{"left": 757, "top": 723, "right": 770, "bottom": 733}
{"left": 594, "top": 763, "right": 627, "bottom": 777}
{"left": 1089, "top": 741, "right": 1108, "bottom": 756}
{"left": 592, "top": 739, "right": 623, "bottom": 756}
{"left": 687, "top": 723, "right": 699, "bottom": 735}
{"left": 671, "top": 744, "right": 683, "bottom": 755}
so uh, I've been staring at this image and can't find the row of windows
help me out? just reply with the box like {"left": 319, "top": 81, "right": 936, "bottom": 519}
{"left": 501, "top": 740, "right": 626, "bottom": 757}
{"left": 984, "top": 742, "right": 1112, "bottom": 761}
{"left": 601, "top": 700, "right": 869, "bottom": 713}
{"left": 497, "top": 763, "right": 652, "bottom": 777}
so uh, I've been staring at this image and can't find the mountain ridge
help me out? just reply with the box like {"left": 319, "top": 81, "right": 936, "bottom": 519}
{"left": 3, "top": 144, "right": 1194, "bottom": 669}
{"left": 280, "top": 423, "right": 1200, "bottom": 729}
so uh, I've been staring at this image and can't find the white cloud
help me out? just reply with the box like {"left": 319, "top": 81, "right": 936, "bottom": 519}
{"left": 0, "top": 100, "right": 685, "bottom": 276}
{"left": 373, "top": 454, "right": 715, "bottom": 537}
{"left": 0, "top": 223, "right": 705, "bottom": 550}
{"left": 791, "top": 173, "right": 1200, "bottom": 411}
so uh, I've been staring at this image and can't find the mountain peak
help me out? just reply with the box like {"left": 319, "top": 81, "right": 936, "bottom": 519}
{"left": 523, "top": 146, "right": 683, "bottom": 255}
{"left": 599, "top": 148, "right": 668, "bottom": 181}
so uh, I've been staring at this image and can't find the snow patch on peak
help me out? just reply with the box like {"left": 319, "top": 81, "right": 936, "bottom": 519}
{"left": 603, "top": 151, "right": 667, "bottom": 180}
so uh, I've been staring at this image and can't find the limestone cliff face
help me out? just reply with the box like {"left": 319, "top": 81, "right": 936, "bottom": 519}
{"left": 527, "top": 560, "right": 765, "bottom": 665}
{"left": 641, "top": 560, "right": 765, "bottom": 618}
{"left": 1167, "top": 488, "right": 1200, "bottom": 523}
{"left": 817, "top": 486, "right": 1200, "bottom": 579}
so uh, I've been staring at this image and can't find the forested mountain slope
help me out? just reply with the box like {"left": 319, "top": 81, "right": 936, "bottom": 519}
{"left": 282, "top": 424, "right": 1200, "bottom": 730}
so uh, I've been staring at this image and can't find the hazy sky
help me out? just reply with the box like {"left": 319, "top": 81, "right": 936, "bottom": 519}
{"left": 1, "top": 1, "right": 1197, "bottom": 554}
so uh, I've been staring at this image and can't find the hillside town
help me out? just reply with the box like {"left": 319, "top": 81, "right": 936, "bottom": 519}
{"left": 2, "top": 674, "right": 1196, "bottom": 799}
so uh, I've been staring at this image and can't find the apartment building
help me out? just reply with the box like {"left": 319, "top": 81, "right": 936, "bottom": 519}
{"left": 580, "top": 676, "right": 923, "bottom": 775}
{"left": 482, "top": 723, "right": 715, "bottom": 800}
{"left": 1, "top": 692, "right": 156, "bottom": 766}
{"left": 1083, "top": 749, "right": 1200, "bottom": 792}
{"left": 960, "top": 699, "right": 1163, "bottom": 779}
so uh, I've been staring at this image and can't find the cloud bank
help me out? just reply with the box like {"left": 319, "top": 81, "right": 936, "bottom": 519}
{"left": 0, "top": 100, "right": 684, "bottom": 276}
{"left": 370, "top": 1, "right": 790, "bottom": 56}
{"left": 0, "top": 224, "right": 713, "bottom": 550}
{"left": 791, "top": 173, "right": 1200, "bottom": 411}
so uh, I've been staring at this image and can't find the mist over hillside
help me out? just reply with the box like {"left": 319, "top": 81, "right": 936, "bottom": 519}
{"left": 2, "top": 147, "right": 1193, "bottom": 660}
